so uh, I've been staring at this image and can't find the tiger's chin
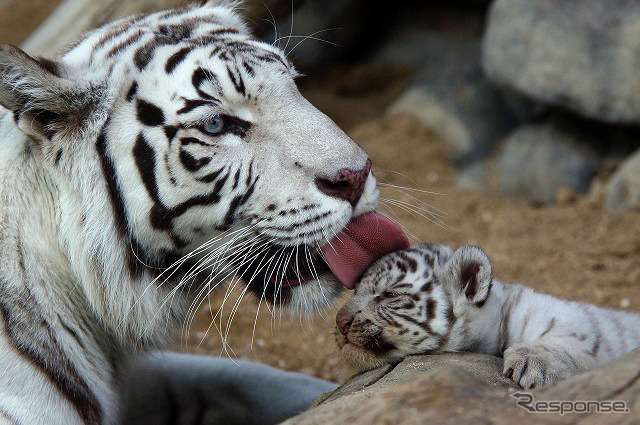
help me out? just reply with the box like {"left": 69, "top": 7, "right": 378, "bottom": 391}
{"left": 335, "top": 333, "right": 400, "bottom": 371}
{"left": 337, "top": 341, "right": 397, "bottom": 372}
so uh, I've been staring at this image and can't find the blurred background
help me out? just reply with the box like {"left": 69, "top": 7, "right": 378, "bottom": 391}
{"left": 1, "top": 0, "right": 638, "bottom": 383}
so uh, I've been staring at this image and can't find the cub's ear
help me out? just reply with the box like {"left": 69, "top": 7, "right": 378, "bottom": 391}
{"left": 0, "top": 44, "right": 101, "bottom": 144}
{"left": 437, "top": 245, "right": 492, "bottom": 306}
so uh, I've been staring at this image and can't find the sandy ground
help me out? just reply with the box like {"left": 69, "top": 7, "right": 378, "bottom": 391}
{"left": 183, "top": 66, "right": 640, "bottom": 383}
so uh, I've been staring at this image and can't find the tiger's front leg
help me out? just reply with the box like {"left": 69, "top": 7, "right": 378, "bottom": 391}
{"left": 502, "top": 337, "right": 597, "bottom": 389}
{"left": 117, "top": 352, "right": 337, "bottom": 425}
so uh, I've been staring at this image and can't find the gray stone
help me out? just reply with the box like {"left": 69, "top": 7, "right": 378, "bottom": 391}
{"left": 605, "top": 148, "right": 640, "bottom": 212}
{"left": 283, "top": 350, "right": 640, "bottom": 425}
{"left": 498, "top": 120, "right": 598, "bottom": 204}
{"left": 384, "top": 31, "right": 516, "bottom": 169}
{"left": 482, "top": 0, "right": 640, "bottom": 124}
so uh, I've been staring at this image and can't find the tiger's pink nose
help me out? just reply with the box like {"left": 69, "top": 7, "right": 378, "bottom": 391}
{"left": 336, "top": 307, "right": 355, "bottom": 336}
{"left": 316, "top": 159, "right": 372, "bottom": 207}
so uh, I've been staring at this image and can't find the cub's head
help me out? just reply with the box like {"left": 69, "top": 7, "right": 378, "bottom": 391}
{"left": 0, "top": 1, "right": 379, "bottom": 340}
{"left": 335, "top": 244, "right": 493, "bottom": 370}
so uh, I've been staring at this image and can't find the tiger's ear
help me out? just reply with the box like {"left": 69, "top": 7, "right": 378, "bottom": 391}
{"left": 0, "top": 44, "right": 101, "bottom": 145}
{"left": 437, "top": 245, "right": 492, "bottom": 306}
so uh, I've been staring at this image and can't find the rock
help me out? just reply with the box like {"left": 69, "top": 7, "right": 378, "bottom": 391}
{"left": 482, "top": 0, "right": 640, "bottom": 124}
{"left": 605, "top": 148, "right": 640, "bottom": 212}
{"left": 385, "top": 32, "right": 516, "bottom": 163}
{"left": 283, "top": 352, "right": 516, "bottom": 425}
{"left": 283, "top": 349, "right": 640, "bottom": 425}
{"left": 456, "top": 161, "right": 487, "bottom": 191}
{"left": 498, "top": 120, "right": 598, "bottom": 204}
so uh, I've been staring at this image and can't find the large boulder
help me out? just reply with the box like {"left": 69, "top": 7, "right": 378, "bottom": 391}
{"left": 283, "top": 350, "right": 640, "bottom": 425}
{"left": 483, "top": 0, "right": 640, "bottom": 124}
{"left": 498, "top": 120, "right": 598, "bottom": 204}
{"left": 385, "top": 32, "right": 515, "bottom": 159}
{"left": 606, "top": 148, "right": 640, "bottom": 212}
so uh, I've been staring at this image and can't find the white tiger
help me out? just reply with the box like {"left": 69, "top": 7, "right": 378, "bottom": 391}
{"left": 336, "top": 243, "right": 640, "bottom": 388}
{"left": 0, "top": 0, "right": 398, "bottom": 423}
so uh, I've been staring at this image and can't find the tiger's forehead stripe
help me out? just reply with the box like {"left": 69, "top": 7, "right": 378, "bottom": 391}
{"left": 63, "top": 6, "right": 293, "bottom": 78}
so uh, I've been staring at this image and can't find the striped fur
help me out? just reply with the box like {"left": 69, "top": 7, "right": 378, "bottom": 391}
{"left": 0, "top": 1, "right": 377, "bottom": 423}
{"left": 337, "top": 244, "right": 640, "bottom": 388}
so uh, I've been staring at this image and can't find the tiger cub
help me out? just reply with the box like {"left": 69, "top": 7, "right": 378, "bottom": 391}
{"left": 335, "top": 243, "right": 640, "bottom": 388}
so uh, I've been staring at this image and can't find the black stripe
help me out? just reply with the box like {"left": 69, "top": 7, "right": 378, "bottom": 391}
{"left": 96, "top": 128, "right": 129, "bottom": 240}
{"left": 209, "top": 28, "right": 239, "bottom": 36}
{"left": 180, "top": 137, "right": 211, "bottom": 147}
{"left": 137, "top": 99, "right": 165, "bottom": 127}
{"left": 126, "top": 82, "right": 138, "bottom": 102}
{"left": 197, "top": 167, "right": 225, "bottom": 183}
{"left": 226, "top": 65, "right": 245, "bottom": 96}
{"left": 106, "top": 30, "right": 144, "bottom": 58}
{"left": 231, "top": 168, "right": 241, "bottom": 189}
{"left": 192, "top": 68, "right": 221, "bottom": 100}
{"left": 54, "top": 149, "right": 63, "bottom": 166}
{"left": 165, "top": 47, "right": 191, "bottom": 74}
{"left": 91, "top": 25, "right": 129, "bottom": 57}
{"left": 0, "top": 284, "right": 102, "bottom": 424}
{"left": 242, "top": 61, "right": 255, "bottom": 77}
{"left": 223, "top": 176, "right": 257, "bottom": 226}
{"left": 164, "top": 125, "right": 178, "bottom": 141}
{"left": 96, "top": 128, "right": 147, "bottom": 277}
{"left": 134, "top": 40, "right": 157, "bottom": 71}
{"left": 179, "top": 150, "right": 211, "bottom": 172}
{"left": 158, "top": 23, "right": 193, "bottom": 41}
{"left": 133, "top": 133, "right": 161, "bottom": 203}
{"left": 177, "top": 99, "right": 214, "bottom": 115}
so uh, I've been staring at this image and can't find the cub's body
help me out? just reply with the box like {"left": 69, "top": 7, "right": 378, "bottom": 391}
{"left": 336, "top": 244, "right": 640, "bottom": 388}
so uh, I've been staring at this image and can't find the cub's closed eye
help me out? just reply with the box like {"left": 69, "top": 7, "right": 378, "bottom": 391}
{"left": 198, "top": 115, "right": 250, "bottom": 137}
{"left": 379, "top": 291, "right": 401, "bottom": 300}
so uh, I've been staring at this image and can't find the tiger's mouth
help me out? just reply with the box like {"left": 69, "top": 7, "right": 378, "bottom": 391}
{"left": 238, "top": 212, "right": 408, "bottom": 304}
{"left": 243, "top": 212, "right": 409, "bottom": 290}
{"left": 237, "top": 244, "right": 332, "bottom": 289}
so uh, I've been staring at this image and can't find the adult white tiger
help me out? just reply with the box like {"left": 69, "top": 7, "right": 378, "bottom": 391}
{"left": 0, "top": 1, "right": 409, "bottom": 423}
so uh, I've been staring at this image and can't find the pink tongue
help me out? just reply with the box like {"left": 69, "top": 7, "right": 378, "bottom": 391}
{"left": 321, "top": 213, "right": 409, "bottom": 290}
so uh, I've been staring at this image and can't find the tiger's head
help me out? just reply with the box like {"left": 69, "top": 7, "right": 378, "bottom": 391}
{"left": 335, "top": 244, "right": 493, "bottom": 370}
{"left": 0, "top": 1, "right": 381, "bottom": 344}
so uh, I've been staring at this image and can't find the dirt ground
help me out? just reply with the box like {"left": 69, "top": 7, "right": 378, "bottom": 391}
{"left": 183, "top": 66, "right": 640, "bottom": 383}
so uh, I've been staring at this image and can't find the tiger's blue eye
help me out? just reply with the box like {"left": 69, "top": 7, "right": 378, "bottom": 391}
{"left": 203, "top": 115, "right": 225, "bottom": 134}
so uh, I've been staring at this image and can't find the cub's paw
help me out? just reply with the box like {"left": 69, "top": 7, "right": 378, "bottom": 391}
{"left": 503, "top": 344, "right": 573, "bottom": 389}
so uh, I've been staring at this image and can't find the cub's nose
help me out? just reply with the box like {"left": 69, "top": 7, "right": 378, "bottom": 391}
{"left": 316, "top": 159, "right": 372, "bottom": 207}
{"left": 336, "top": 306, "right": 357, "bottom": 336}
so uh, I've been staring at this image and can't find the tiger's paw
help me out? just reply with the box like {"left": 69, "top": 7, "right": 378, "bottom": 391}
{"left": 502, "top": 344, "right": 570, "bottom": 389}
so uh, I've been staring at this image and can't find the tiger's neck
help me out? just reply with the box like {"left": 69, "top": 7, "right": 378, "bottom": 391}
{"left": 0, "top": 112, "right": 177, "bottom": 353}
